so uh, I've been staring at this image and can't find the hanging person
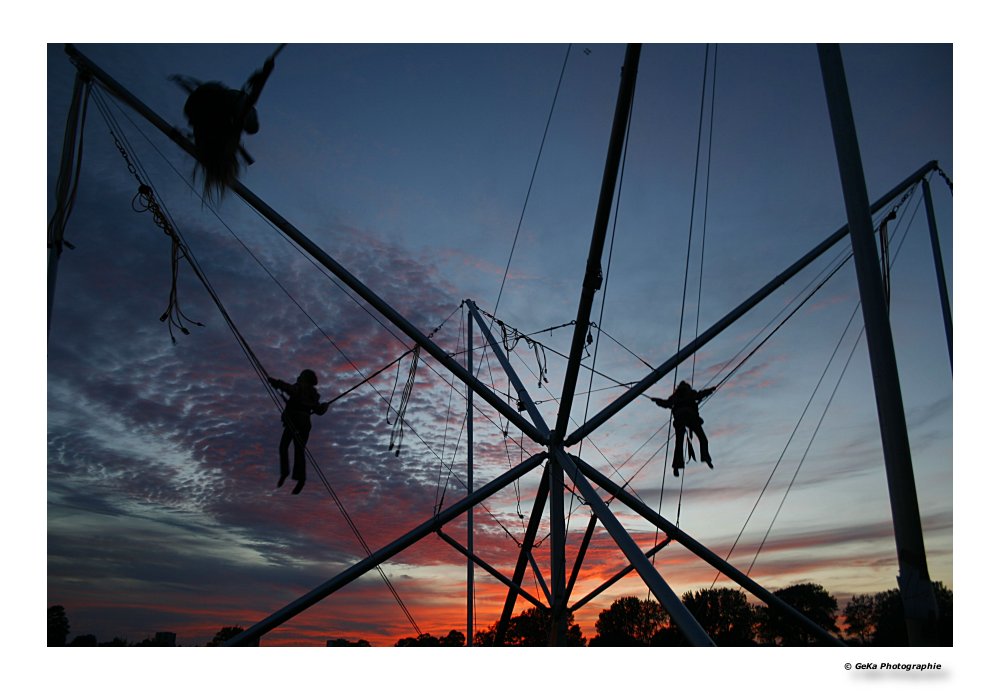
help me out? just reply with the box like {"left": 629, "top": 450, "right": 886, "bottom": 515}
{"left": 651, "top": 381, "right": 716, "bottom": 477}
{"left": 170, "top": 44, "right": 285, "bottom": 199}
{"left": 268, "top": 369, "right": 331, "bottom": 495}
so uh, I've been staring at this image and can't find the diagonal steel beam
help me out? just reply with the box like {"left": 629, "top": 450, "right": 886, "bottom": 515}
{"left": 921, "top": 177, "right": 952, "bottom": 369}
{"left": 436, "top": 530, "right": 547, "bottom": 611}
{"left": 527, "top": 548, "right": 552, "bottom": 605}
{"left": 494, "top": 463, "right": 550, "bottom": 645}
{"left": 63, "top": 44, "right": 546, "bottom": 447}
{"left": 225, "top": 453, "right": 546, "bottom": 645}
{"left": 571, "top": 454, "right": 845, "bottom": 646}
{"left": 467, "top": 300, "right": 551, "bottom": 437}
{"left": 554, "top": 43, "right": 642, "bottom": 444}
{"left": 569, "top": 537, "right": 672, "bottom": 612}
{"left": 554, "top": 448, "right": 714, "bottom": 645}
{"left": 565, "top": 512, "right": 598, "bottom": 600}
{"left": 565, "top": 159, "right": 940, "bottom": 448}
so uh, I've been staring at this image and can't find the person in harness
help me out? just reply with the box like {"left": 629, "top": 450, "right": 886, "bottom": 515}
{"left": 652, "top": 381, "right": 716, "bottom": 477}
{"left": 268, "top": 369, "right": 331, "bottom": 495}
{"left": 171, "top": 45, "right": 284, "bottom": 199}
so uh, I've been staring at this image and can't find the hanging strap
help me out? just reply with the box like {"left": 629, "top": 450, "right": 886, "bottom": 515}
{"left": 878, "top": 209, "right": 896, "bottom": 308}
{"left": 387, "top": 346, "right": 421, "bottom": 456}
{"left": 110, "top": 131, "right": 204, "bottom": 342}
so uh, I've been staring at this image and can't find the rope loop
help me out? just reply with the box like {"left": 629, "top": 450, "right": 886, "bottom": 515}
{"left": 387, "top": 345, "right": 421, "bottom": 456}
{"left": 934, "top": 166, "right": 953, "bottom": 193}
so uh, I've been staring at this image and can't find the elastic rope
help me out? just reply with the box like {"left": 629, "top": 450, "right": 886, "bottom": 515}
{"left": 493, "top": 44, "right": 572, "bottom": 317}
{"left": 92, "top": 87, "right": 426, "bottom": 634}
{"left": 712, "top": 187, "right": 923, "bottom": 587}
{"left": 654, "top": 43, "right": 713, "bottom": 554}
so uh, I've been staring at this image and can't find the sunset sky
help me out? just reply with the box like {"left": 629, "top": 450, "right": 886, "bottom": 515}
{"left": 39, "top": 23, "right": 967, "bottom": 683}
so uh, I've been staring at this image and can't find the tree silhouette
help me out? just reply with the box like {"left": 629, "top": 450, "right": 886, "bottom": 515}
{"left": 755, "top": 583, "right": 839, "bottom": 646}
{"left": 207, "top": 626, "right": 247, "bottom": 646}
{"left": 590, "top": 596, "right": 669, "bottom": 646}
{"left": 48, "top": 605, "right": 70, "bottom": 647}
{"left": 395, "top": 630, "right": 465, "bottom": 647}
{"left": 474, "top": 607, "right": 586, "bottom": 646}
{"left": 843, "top": 593, "right": 877, "bottom": 645}
{"left": 679, "top": 588, "right": 757, "bottom": 646}
{"left": 69, "top": 634, "right": 98, "bottom": 646}
{"left": 136, "top": 632, "right": 177, "bottom": 647}
{"left": 440, "top": 629, "right": 465, "bottom": 647}
{"left": 326, "top": 637, "right": 372, "bottom": 646}
{"left": 205, "top": 626, "right": 261, "bottom": 647}
{"left": 846, "top": 582, "right": 952, "bottom": 646}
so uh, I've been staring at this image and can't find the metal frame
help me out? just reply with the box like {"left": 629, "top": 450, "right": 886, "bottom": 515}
{"left": 52, "top": 43, "right": 947, "bottom": 648}
{"left": 818, "top": 44, "right": 938, "bottom": 645}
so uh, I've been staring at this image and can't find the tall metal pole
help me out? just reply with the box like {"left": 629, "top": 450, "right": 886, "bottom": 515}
{"left": 466, "top": 305, "right": 474, "bottom": 645}
{"left": 48, "top": 69, "right": 90, "bottom": 336}
{"left": 553, "top": 43, "right": 641, "bottom": 443}
{"left": 467, "top": 301, "right": 568, "bottom": 643}
{"left": 818, "top": 43, "right": 938, "bottom": 646}
{"left": 544, "top": 42, "right": 640, "bottom": 646}
{"left": 548, "top": 447, "right": 567, "bottom": 646}
{"left": 922, "top": 178, "right": 953, "bottom": 370}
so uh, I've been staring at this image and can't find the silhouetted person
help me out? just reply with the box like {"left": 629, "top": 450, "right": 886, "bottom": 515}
{"left": 171, "top": 45, "right": 284, "bottom": 199}
{"left": 652, "top": 381, "right": 716, "bottom": 477}
{"left": 269, "top": 369, "right": 330, "bottom": 495}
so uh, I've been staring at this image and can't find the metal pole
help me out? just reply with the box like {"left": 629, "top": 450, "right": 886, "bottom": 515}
{"left": 466, "top": 300, "right": 566, "bottom": 644}
{"left": 62, "top": 44, "right": 546, "bottom": 447}
{"left": 572, "top": 455, "right": 845, "bottom": 645}
{"left": 566, "top": 159, "right": 939, "bottom": 448}
{"left": 436, "top": 531, "right": 547, "bottom": 610}
{"left": 467, "top": 300, "right": 551, "bottom": 437}
{"left": 548, "top": 452, "right": 567, "bottom": 646}
{"left": 527, "top": 550, "right": 553, "bottom": 605}
{"left": 922, "top": 178, "right": 953, "bottom": 371}
{"left": 554, "top": 449, "right": 714, "bottom": 645}
{"left": 554, "top": 43, "right": 641, "bottom": 444}
{"left": 225, "top": 453, "right": 545, "bottom": 646}
{"left": 570, "top": 537, "right": 672, "bottom": 612}
{"left": 494, "top": 464, "right": 550, "bottom": 645}
{"left": 49, "top": 69, "right": 90, "bottom": 336}
{"left": 466, "top": 305, "right": 474, "bottom": 645}
{"left": 565, "top": 513, "right": 598, "bottom": 600}
{"left": 818, "top": 43, "right": 938, "bottom": 646}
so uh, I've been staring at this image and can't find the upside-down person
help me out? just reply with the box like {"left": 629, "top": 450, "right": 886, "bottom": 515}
{"left": 170, "top": 44, "right": 285, "bottom": 199}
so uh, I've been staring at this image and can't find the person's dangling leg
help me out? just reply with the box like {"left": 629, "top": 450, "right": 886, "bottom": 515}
{"left": 291, "top": 420, "right": 311, "bottom": 495}
{"left": 277, "top": 426, "right": 292, "bottom": 487}
{"left": 672, "top": 424, "right": 687, "bottom": 476}
{"left": 691, "top": 422, "right": 712, "bottom": 468}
